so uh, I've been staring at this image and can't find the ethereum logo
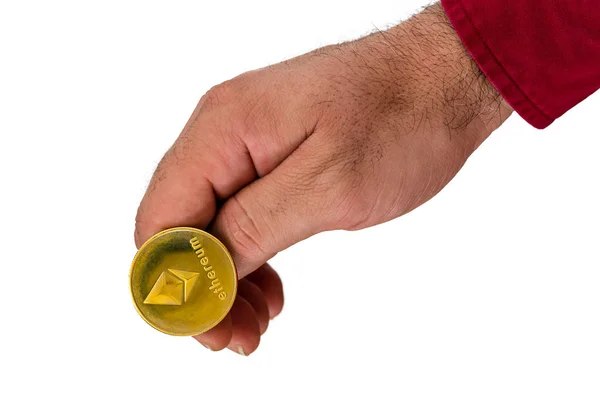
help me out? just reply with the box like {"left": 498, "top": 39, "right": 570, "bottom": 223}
{"left": 144, "top": 269, "right": 200, "bottom": 306}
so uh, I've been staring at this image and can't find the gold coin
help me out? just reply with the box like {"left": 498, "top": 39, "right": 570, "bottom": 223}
{"left": 130, "top": 227, "right": 237, "bottom": 336}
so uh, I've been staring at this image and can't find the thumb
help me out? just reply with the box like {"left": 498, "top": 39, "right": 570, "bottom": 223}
{"left": 210, "top": 139, "right": 338, "bottom": 279}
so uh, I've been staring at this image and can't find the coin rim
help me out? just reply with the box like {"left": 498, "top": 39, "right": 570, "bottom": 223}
{"left": 129, "top": 227, "right": 238, "bottom": 336}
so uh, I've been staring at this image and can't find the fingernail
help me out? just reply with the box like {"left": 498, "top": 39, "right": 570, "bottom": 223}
{"left": 237, "top": 346, "right": 247, "bottom": 356}
{"left": 202, "top": 343, "right": 213, "bottom": 351}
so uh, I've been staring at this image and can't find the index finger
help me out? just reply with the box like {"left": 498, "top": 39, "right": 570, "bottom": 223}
{"left": 133, "top": 90, "right": 257, "bottom": 248}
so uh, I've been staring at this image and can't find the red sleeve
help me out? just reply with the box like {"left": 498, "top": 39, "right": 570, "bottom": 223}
{"left": 441, "top": 0, "right": 600, "bottom": 129}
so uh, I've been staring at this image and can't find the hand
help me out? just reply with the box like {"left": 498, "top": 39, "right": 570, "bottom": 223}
{"left": 134, "top": 3, "right": 512, "bottom": 355}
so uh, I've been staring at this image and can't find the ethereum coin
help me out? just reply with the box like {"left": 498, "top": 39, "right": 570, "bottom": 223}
{"left": 130, "top": 227, "right": 237, "bottom": 336}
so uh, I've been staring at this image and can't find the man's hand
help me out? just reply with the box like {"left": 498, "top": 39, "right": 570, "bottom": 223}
{"left": 134, "top": 3, "right": 512, "bottom": 355}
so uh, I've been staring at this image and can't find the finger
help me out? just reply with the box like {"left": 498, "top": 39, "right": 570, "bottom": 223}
{"left": 210, "top": 135, "right": 342, "bottom": 278}
{"left": 246, "top": 264, "right": 284, "bottom": 319}
{"left": 192, "top": 313, "right": 232, "bottom": 351}
{"left": 133, "top": 82, "right": 261, "bottom": 247}
{"left": 134, "top": 171, "right": 217, "bottom": 248}
{"left": 227, "top": 296, "right": 261, "bottom": 356}
{"left": 134, "top": 79, "right": 314, "bottom": 248}
{"left": 133, "top": 121, "right": 254, "bottom": 248}
{"left": 238, "top": 279, "right": 270, "bottom": 335}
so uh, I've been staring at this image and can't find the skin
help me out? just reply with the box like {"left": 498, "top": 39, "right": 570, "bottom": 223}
{"left": 134, "top": 3, "right": 513, "bottom": 355}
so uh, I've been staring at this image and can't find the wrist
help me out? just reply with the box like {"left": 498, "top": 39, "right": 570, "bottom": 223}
{"left": 375, "top": 3, "right": 513, "bottom": 151}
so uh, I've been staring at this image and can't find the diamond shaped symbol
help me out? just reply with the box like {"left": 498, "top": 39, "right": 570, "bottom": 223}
{"left": 144, "top": 269, "right": 200, "bottom": 305}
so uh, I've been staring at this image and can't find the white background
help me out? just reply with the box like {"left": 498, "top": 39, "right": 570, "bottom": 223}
{"left": 1, "top": 0, "right": 598, "bottom": 399}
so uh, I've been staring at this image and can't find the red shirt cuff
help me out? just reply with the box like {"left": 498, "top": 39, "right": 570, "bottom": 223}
{"left": 442, "top": 0, "right": 554, "bottom": 129}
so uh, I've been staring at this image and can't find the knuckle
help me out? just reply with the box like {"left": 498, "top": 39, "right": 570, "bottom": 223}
{"left": 222, "top": 196, "right": 270, "bottom": 260}
{"left": 197, "top": 76, "right": 256, "bottom": 143}
{"left": 199, "top": 79, "right": 240, "bottom": 113}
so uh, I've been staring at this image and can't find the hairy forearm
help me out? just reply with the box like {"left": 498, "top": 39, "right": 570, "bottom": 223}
{"left": 355, "top": 3, "right": 513, "bottom": 151}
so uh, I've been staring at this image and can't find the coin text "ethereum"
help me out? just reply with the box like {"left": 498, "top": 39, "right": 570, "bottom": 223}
{"left": 190, "top": 237, "right": 227, "bottom": 300}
